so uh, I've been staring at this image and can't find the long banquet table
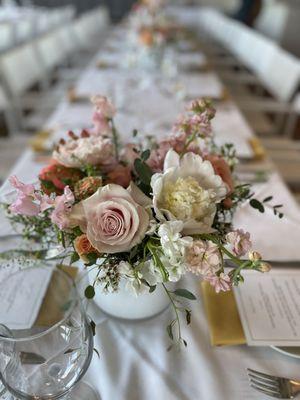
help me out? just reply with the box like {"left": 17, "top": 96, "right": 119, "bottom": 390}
{"left": 1, "top": 16, "right": 300, "bottom": 400}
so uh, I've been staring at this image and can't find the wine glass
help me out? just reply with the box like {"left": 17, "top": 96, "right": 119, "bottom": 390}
{"left": 0, "top": 265, "right": 100, "bottom": 399}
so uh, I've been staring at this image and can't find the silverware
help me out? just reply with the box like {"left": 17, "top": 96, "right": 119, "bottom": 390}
{"left": 247, "top": 368, "right": 300, "bottom": 398}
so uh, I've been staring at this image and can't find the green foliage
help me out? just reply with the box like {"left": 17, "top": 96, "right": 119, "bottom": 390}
{"left": 250, "top": 198, "right": 264, "bottom": 213}
{"left": 85, "top": 285, "right": 95, "bottom": 299}
{"left": 173, "top": 288, "right": 197, "bottom": 300}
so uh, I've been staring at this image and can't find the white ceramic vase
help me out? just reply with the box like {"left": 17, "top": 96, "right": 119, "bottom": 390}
{"left": 88, "top": 268, "right": 170, "bottom": 320}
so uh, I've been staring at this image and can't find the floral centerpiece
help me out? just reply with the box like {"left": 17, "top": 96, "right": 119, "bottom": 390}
{"left": 126, "top": 0, "right": 180, "bottom": 70}
{"left": 3, "top": 96, "right": 279, "bottom": 348}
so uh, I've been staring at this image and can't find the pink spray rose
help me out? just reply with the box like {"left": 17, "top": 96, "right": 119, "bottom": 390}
{"left": 78, "top": 183, "right": 150, "bottom": 254}
{"left": 9, "top": 176, "right": 40, "bottom": 216}
{"left": 50, "top": 186, "right": 75, "bottom": 229}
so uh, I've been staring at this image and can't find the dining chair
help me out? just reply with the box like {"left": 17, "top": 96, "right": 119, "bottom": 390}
{"left": 0, "top": 22, "right": 15, "bottom": 53}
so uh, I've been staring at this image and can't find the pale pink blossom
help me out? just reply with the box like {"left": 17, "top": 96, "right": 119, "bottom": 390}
{"left": 9, "top": 176, "right": 39, "bottom": 216}
{"left": 76, "top": 183, "right": 150, "bottom": 254}
{"left": 147, "top": 141, "right": 171, "bottom": 172}
{"left": 185, "top": 239, "right": 220, "bottom": 275}
{"left": 50, "top": 186, "right": 75, "bottom": 229}
{"left": 205, "top": 273, "right": 232, "bottom": 293}
{"left": 9, "top": 176, "right": 35, "bottom": 196}
{"left": 92, "top": 111, "right": 112, "bottom": 136}
{"left": 91, "top": 95, "right": 116, "bottom": 119}
{"left": 120, "top": 144, "right": 139, "bottom": 168}
{"left": 35, "top": 193, "right": 54, "bottom": 212}
{"left": 226, "top": 229, "right": 252, "bottom": 257}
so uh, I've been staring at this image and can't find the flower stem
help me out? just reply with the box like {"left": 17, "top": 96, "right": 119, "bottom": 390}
{"left": 111, "top": 119, "right": 119, "bottom": 161}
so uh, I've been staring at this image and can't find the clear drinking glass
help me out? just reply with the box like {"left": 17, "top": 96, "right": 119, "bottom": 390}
{"left": 0, "top": 265, "right": 99, "bottom": 399}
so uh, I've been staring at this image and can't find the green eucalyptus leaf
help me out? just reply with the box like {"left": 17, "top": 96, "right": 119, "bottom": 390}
{"left": 141, "top": 149, "right": 151, "bottom": 161}
{"left": 166, "top": 323, "right": 174, "bottom": 341}
{"left": 70, "top": 252, "right": 79, "bottom": 264}
{"left": 85, "top": 285, "right": 95, "bottom": 299}
{"left": 185, "top": 309, "right": 191, "bottom": 325}
{"left": 173, "top": 288, "right": 197, "bottom": 300}
{"left": 134, "top": 158, "right": 153, "bottom": 186}
{"left": 263, "top": 196, "right": 273, "bottom": 203}
{"left": 249, "top": 199, "right": 264, "bottom": 213}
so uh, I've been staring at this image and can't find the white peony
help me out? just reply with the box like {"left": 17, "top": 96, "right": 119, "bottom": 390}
{"left": 151, "top": 149, "right": 227, "bottom": 235}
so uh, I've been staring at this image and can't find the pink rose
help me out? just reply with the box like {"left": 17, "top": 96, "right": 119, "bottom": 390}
{"left": 80, "top": 183, "right": 150, "bottom": 254}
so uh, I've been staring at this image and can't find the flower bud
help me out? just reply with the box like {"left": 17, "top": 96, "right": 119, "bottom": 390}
{"left": 259, "top": 262, "right": 271, "bottom": 273}
{"left": 248, "top": 251, "right": 262, "bottom": 262}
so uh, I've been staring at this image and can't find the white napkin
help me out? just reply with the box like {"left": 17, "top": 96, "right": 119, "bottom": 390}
{"left": 233, "top": 172, "right": 300, "bottom": 261}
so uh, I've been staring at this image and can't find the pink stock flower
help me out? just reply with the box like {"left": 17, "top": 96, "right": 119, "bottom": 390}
{"left": 226, "top": 229, "right": 252, "bottom": 257}
{"left": 50, "top": 186, "right": 75, "bottom": 230}
{"left": 91, "top": 95, "right": 116, "bottom": 119}
{"left": 147, "top": 141, "right": 171, "bottom": 172}
{"left": 9, "top": 176, "right": 40, "bottom": 216}
{"left": 185, "top": 240, "right": 221, "bottom": 276}
{"left": 92, "top": 111, "right": 112, "bottom": 136}
{"left": 205, "top": 273, "right": 232, "bottom": 293}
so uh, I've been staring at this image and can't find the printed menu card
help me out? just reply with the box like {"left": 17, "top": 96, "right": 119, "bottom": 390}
{"left": 234, "top": 269, "right": 300, "bottom": 346}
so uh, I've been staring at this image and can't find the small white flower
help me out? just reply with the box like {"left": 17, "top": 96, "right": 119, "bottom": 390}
{"left": 158, "top": 221, "right": 192, "bottom": 266}
{"left": 118, "top": 261, "right": 148, "bottom": 296}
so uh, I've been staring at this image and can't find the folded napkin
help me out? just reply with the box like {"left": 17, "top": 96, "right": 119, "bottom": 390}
{"left": 67, "top": 87, "right": 90, "bottom": 104}
{"left": 201, "top": 281, "right": 246, "bottom": 346}
{"left": 29, "top": 129, "right": 52, "bottom": 152}
{"left": 248, "top": 137, "right": 266, "bottom": 160}
{"left": 35, "top": 265, "right": 78, "bottom": 327}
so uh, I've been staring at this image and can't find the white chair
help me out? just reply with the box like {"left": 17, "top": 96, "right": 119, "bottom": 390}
{"left": 0, "top": 22, "right": 15, "bottom": 52}
{"left": 73, "top": 7, "right": 109, "bottom": 50}
{"left": 15, "top": 16, "right": 35, "bottom": 43}
{"left": 0, "top": 83, "right": 16, "bottom": 135}
{"left": 0, "top": 42, "right": 48, "bottom": 131}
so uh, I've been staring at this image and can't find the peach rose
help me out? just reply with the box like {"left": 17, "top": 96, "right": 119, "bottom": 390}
{"left": 106, "top": 165, "right": 132, "bottom": 188}
{"left": 74, "top": 234, "right": 96, "bottom": 260}
{"left": 205, "top": 154, "right": 234, "bottom": 208}
{"left": 77, "top": 183, "right": 150, "bottom": 254}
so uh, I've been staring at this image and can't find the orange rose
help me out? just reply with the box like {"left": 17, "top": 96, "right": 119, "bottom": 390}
{"left": 139, "top": 28, "right": 154, "bottom": 47}
{"left": 106, "top": 165, "right": 132, "bottom": 188}
{"left": 205, "top": 154, "right": 234, "bottom": 209}
{"left": 39, "top": 161, "right": 83, "bottom": 195}
{"left": 74, "top": 234, "right": 96, "bottom": 261}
